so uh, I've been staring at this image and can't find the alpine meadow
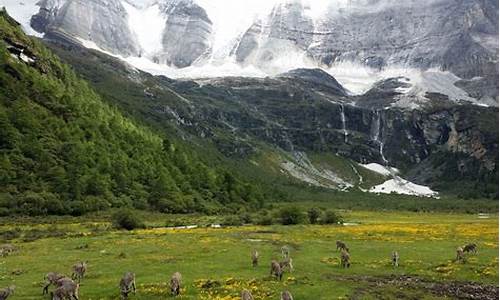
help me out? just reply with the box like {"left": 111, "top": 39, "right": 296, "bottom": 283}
{"left": 0, "top": 1, "right": 498, "bottom": 300}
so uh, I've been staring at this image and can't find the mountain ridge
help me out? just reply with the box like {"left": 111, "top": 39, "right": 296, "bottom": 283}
{"left": 42, "top": 34, "right": 498, "bottom": 199}
{"left": 3, "top": 0, "right": 496, "bottom": 107}
{"left": 0, "top": 9, "right": 266, "bottom": 216}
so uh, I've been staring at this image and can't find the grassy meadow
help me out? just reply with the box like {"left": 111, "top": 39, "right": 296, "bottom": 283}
{"left": 0, "top": 210, "right": 498, "bottom": 300}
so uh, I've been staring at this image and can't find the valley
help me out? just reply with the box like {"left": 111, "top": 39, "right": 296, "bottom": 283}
{"left": 0, "top": 2, "right": 498, "bottom": 299}
{"left": 0, "top": 210, "right": 498, "bottom": 299}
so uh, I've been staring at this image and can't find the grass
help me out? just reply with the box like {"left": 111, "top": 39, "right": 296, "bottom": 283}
{"left": 0, "top": 210, "right": 497, "bottom": 299}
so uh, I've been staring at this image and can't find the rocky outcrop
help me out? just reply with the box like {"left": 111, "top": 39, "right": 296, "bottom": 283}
{"left": 234, "top": 0, "right": 314, "bottom": 72}
{"left": 45, "top": 38, "right": 498, "bottom": 196}
{"left": 310, "top": 0, "right": 498, "bottom": 78}
{"left": 156, "top": 0, "right": 212, "bottom": 68}
{"left": 171, "top": 70, "right": 498, "bottom": 182}
{"left": 277, "top": 68, "right": 348, "bottom": 96}
{"left": 231, "top": 0, "right": 498, "bottom": 84}
{"left": 30, "top": 0, "right": 62, "bottom": 33}
{"left": 30, "top": 0, "right": 140, "bottom": 57}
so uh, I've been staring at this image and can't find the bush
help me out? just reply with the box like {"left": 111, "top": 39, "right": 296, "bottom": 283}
{"left": 255, "top": 210, "right": 274, "bottom": 225}
{"left": 322, "top": 210, "right": 343, "bottom": 225}
{"left": 278, "top": 206, "right": 305, "bottom": 225}
{"left": 221, "top": 215, "right": 243, "bottom": 226}
{"left": 112, "top": 209, "right": 145, "bottom": 230}
{"left": 256, "top": 215, "right": 274, "bottom": 226}
{"left": 0, "top": 228, "right": 21, "bottom": 240}
{"left": 307, "top": 207, "right": 321, "bottom": 224}
{"left": 239, "top": 212, "right": 253, "bottom": 224}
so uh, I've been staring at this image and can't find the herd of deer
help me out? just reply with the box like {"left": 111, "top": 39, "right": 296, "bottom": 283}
{"left": 0, "top": 241, "right": 479, "bottom": 299}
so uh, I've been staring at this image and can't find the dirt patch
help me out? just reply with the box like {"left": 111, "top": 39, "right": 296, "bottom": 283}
{"left": 325, "top": 274, "right": 498, "bottom": 300}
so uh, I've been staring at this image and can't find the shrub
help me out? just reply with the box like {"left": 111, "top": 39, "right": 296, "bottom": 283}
{"left": 278, "top": 206, "right": 305, "bottom": 225}
{"left": 307, "top": 207, "right": 321, "bottom": 224}
{"left": 239, "top": 212, "right": 253, "bottom": 224}
{"left": 0, "top": 228, "right": 21, "bottom": 240}
{"left": 221, "top": 215, "right": 243, "bottom": 226}
{"left": 322, "top": 210, "right": 343, "bottom": 225}
{"left": 112, "top": 209, "right": 145, "bottom": 230}
{"left": 256, "top": 215, "right": 274, "bottom": 226}
{"left": 254, "top": 210, "right": 273, "bottom": 225}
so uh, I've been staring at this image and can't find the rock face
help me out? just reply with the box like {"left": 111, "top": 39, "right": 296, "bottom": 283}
{"left": 30, "top": 0, "right": 62, "bottom": 33}
{"left": 277, "top": 68, "right": 348, "bottom": 96}
{"left": 30, "top": 0, "right": 140, "bottom": 57}
{"left": 167, "top": 69, "right": 498, "bottom": 195}
{"left": 234, "top": 0, "right": 314, "bottom": 73}
{"left": 309, "top": 0, "right": 498, "bottom": 78}
{"left": 156, "top": 0, "right": 212, "bottom": 67}
{"left": 16, "top": 0, "right": 499, "bottom": 100}
{"left": 45, "top": 37, "right": 499, "bottom": 196}
{"left": 235, "top": 0, "right": 498, "bottom": 78}
{"left": 232, "top": 0, "right": 498, "bottom": 83}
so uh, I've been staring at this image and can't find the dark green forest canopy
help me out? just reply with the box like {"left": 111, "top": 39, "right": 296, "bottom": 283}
{"left": 0, "top": 10, "right": 263, "bottom": 216}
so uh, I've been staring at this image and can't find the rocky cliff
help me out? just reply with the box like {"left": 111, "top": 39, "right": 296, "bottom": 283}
{"left": 234, "top": 1, "right": 314, "bottom": 73}
{"left": 169, "top": 69, "right": 498, "bottom": 196}
{"left": 156, "top": 0, "right": 212, "bottom": 67}
{"left": 4, "top": 0, "right": 497, "bottom": 106}
{"left": 46, "top": 38, "right": 498, "bottom": 197}
{"left": 30, "top": 0, "right": 140, "bottom": 56}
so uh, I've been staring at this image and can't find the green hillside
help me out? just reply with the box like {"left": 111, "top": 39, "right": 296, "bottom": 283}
{"left": 0, "top": 9, "right": 263, "bottom": 216}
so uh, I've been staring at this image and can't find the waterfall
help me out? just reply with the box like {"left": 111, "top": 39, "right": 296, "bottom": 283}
{"left": 340, "top": 104, "right": 348, "bottom": 143}
{"left": 371, "top": 110, "right": 388, "bottom": 166}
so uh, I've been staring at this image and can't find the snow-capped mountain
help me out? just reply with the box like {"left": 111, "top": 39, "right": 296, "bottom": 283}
{"left": 2, "top": 0, "right": 498, "bottom": 106}
{"left": 30, "top": 0, "right": 141, "bottom": 56}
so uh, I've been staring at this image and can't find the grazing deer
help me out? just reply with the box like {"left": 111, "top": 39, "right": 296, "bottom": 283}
{"left": 281, "top": 245, "right": 291, "bottom": 259}
{"left": 71, "top": 262, "right": 87, "bottom": 282}
{"left": 456, "top": 247, "right": 465, "bottom": 263}
{"left": 392, "top": 251, "right": 400, "bottom": 267}
{"left": 51, "top": 278, "right": 79, "bottom": 300}
{"left": 270, "top": 260, "right": 283, "bottom": 281}
{"left": 336, "top": 241, "right": 349, "bottom": 252}
{"left": 0, "top": 286, "right": 15, "bottom": 300}
{"left": 281, "top": 290, "right": 294, "bottom": 300}
{"left": 0, "top": 244, "right": 17, "bottom": 257}
{"left": 251, "top": 249, "right": 259, "bottom": 267}
{"left": 170, "top": 272, "right": 182, "bottom": 296}
{"left": 463, "top": 243, "right": 477, "bottom": 254}
{"left": 280, "top": 256, "right": 294, "bottom": 272}
{"left": 340, "top": 249, "right": 350, "bottom": 268}
{"left": 241, "top": 289, "right": 254, "bottom": 300}
{"left": 119, "top": 272, "right": 136, "bottom": 299}
{"left": 43, "top": 272, "right": 67, "bottom": 295}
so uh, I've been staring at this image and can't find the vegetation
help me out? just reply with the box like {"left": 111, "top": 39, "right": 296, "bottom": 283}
{"left": 0, "top": 211, "right": 497, "bottom": 299}
{"left": 0, "top": 12, "right": 263, "bottom": 216}
{"left": 322, "top": 210, "right": 342, "bottom": 224}
{"left": 429, "top": 151, "right": 499, "bottom": 199}
{"left": 0, "top": 9, "right": 497, "bottom": 224}
{"left": 307, "top": 207, "right": 321, "bottom": 224}
{"left": 278, "top": 206, "right": 305, "bottom": 225}
{"left": 112, "top": 209, "right": 144, "bottom": 230}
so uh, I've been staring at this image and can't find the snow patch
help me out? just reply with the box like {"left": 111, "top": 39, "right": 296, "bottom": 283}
{"left": 122, "top": 1, "right": 165, "bottom": 55}
{"left": 1, "top": 0, "right": 43, "bottom": 37}
{"left": 280, "top": 152, "right": 353, "bottom": 191}
{"left": 370, "top": 178, "right": 438, "bottom": 198}
{"left": 359, "top": 163, "right": 399, "bottom": 177}
{"left": 360, "top": 162, "right": 437, "bottom": 197}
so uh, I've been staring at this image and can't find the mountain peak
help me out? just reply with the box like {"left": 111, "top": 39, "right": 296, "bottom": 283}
{"left": 277, "top": 68, "right": 347, "bottom": 96}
